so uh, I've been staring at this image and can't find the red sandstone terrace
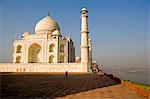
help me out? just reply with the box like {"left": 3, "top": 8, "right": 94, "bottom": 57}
{"left": 0, "top": 73, "right": 145, "bottom": 98}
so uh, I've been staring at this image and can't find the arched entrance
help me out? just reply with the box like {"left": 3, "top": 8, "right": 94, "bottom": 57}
{"left": 28, "top": 43, "right": 41, "bottom": 63}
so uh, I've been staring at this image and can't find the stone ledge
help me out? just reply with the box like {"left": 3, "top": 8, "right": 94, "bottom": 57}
{"left": 0, "top": 63, "right": 88, "bottom": 72}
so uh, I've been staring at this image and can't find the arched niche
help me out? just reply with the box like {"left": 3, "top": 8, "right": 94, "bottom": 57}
{"left": 28, "top": 43, "right": 41, "bottom": 63}
{"left": 60, "top": 44, "right": 64, "bottom": 53}
{"left": 49, "top": 44, "right": 55, "bottom": 52}
{"left": 16, "top": 56, "right": 21, "bottom": 63}
{"left": 60, "top": 55, "right": 64, "bottom": 63}
{"left": 49, "top": 55, "right": 54, "bottom": 63}
{"left": 16, "top": 45, "right": 22, "bottom": 53}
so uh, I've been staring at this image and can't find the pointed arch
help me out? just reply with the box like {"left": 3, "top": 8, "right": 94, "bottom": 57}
{"left": 16, "top": 56, "right": 21, "bottom": 63}
{"left": 49, "top": 44, "right": 55, "bottom": 52}
{"left": 49, "top": 55, "right": 54, "bottom": 63}
{"left": 16, "top": 45, "right": 22, "bottom": 53}
{"left": 60, "top": 44, "right": 64, "bottom": 53}
{"left": 60, "top": 55, "right": 64, "bottom": 63}
{"left": 28, "top": 43, "right": 41, "bottom": 63}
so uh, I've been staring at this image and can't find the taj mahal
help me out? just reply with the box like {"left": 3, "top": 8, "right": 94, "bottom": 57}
{"left": 0, "top": 7, "right": 93, "bottom": 72}
{"left": 13, "top": 16, "right": 75, "bottom": 64}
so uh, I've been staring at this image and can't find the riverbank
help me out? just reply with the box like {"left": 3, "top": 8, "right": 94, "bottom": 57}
{"left": 103, "top": 68, "right": 149, "bottom": 85}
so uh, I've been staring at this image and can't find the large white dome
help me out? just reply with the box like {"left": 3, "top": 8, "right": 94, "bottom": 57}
{"left": 35, "top": 15, "right": 60, "bottom": 34}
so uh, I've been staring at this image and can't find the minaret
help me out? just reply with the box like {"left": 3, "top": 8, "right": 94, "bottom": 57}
{"left": 89, "top": 38, "right": 92, "bottom": 72}
{"left": 81, "top": 7, "right": 89, "bottom": 64}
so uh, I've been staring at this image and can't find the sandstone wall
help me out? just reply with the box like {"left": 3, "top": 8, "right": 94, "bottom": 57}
{"left": 121, "top": 80, "right": 150, "bottom": 99}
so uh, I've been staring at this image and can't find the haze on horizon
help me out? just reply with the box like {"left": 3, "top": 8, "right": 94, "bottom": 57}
{"left": 0, "top": 0, "right": 149, "bottom": 69}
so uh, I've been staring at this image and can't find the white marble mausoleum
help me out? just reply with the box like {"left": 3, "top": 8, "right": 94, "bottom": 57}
{"left": 0, "top": 7, "right": 93, "bottom": 72}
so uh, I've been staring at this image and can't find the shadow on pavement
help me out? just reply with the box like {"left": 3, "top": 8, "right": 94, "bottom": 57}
{"left": 1, "top": 73, "right": 117, "bottom": 98}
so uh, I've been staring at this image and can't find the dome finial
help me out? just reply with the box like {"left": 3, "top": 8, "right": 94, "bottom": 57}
{"left": 48, "top": 10, "right": 50, "bottom": 16}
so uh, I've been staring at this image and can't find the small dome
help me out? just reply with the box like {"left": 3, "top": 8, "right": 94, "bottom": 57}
{"left": 76, "top": 56, "right": 81, "bottom": 60}
{"left": 22, "top": 32, "right": 29, "bottom": 37}
{"left": 52, "top": 29, "right": 60, "bottom": 36}
{"left": 35, "top": 16, "right": 60, "bottom": 34}
{"left": 93, "top": 61, "right": 97, "bottom": 64}
{"left": 89, "top": 39, "right": 92, "bottom": 42}
{"left": 82, "top": 7, "right": 87, "bottom": 11}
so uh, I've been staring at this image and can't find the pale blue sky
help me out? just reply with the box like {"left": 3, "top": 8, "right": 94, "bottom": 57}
{"left": 0, "top": 0, "right": 149, "bottom": 68}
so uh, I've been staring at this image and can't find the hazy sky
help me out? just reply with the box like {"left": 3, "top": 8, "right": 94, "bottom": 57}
{"left": 0, "top": 0, "right": 149, "bottom": 68}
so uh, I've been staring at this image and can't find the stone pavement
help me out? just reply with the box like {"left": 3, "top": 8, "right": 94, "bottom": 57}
{"left": 1, "top": 73, "right": 145, "bottom": 98}
{"left": 60, "top": 85, "right": 145, "bottom": 99}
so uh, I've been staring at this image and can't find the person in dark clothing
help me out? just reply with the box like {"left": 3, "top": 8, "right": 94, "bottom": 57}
{"left": 65, "top": 71, "right": 68, "bottom": 78}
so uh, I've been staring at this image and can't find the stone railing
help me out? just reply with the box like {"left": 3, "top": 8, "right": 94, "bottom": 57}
{"left": 121, "top": 80, "right": 150, "bottom": 99}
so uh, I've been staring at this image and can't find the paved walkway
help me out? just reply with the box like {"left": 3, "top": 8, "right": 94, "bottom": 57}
{"left": 1, "top": 73, "right": 145, "bottom": 98}
{"left": 60, "top": 85, "right": 145, "bottom": 99}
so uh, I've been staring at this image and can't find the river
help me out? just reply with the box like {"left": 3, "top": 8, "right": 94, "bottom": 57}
{"left": 103, "top": 68, "right": 150, "bottom": 85}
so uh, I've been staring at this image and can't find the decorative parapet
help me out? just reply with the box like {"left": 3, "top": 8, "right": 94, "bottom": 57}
{"left": 121, "top": 80, "right": 150, "bottom": 99}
